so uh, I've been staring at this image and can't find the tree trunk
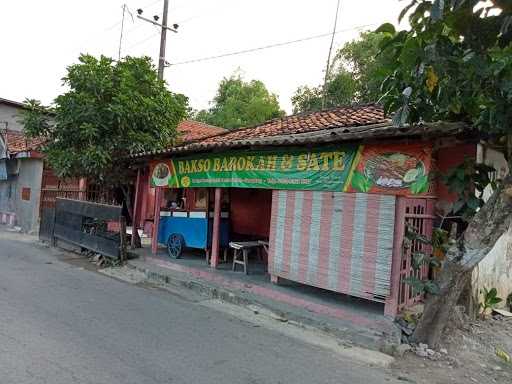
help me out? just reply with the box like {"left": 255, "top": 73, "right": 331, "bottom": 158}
{"left": 411, "top": 175, "right": 512, "bottom": 347}
{"left": 411, "top": 260, "right": 470, "bottom": 346}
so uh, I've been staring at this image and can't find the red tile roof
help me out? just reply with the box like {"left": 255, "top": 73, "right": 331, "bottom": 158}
{"left": 1, "top": 130, "right": 45, "bottom": 155}
{"left": 0, "top": 120, "right": 223, "bottom": 157}
{"left": 177, "top": 120, "right": 226, "bottom": 142}
{"left": 131, "top": 103, "right": 470, "bottom": 159}
{"left": 196, "top": 104, "right": 387, "bottom": 145}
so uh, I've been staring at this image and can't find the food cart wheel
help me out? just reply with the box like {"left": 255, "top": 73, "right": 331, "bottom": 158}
{"left": 167, "top": 233, "right": 184, "bottom": 259}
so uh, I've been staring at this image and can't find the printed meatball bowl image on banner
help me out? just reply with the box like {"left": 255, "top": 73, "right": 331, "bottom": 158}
{"left": 150, "top": 161, "right": 177, "bottom": 188}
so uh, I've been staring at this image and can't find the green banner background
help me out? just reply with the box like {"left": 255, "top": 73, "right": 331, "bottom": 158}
{"left": 151, "top": 145, "right": 359, "bottom": 191}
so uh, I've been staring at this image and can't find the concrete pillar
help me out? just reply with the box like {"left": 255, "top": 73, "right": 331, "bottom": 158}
{"left": 151, "top": 187, "right": 163, "bottom": 255}
{"left": 78, "top": 177, "right": 87, "bottom": 200}
{"left": 210, "top": 187, "right": 222, "bottom": 268}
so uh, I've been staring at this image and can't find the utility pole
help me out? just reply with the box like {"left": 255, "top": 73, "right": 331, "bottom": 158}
{"left": 158, "top": 0, "right": 169, "bottom": 80}
{"left": 136, "top": 1, "right": 178, "bottom": 81}
{"left": 322, "top": 0, "right": 341, "bottom": 110}
{"left": 118, "top": 4, "right": 127, "bottom": 61}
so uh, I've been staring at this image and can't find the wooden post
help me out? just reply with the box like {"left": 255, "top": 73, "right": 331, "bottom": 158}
{"left": 131, "top": 168, "right": 142, "bottom": 248}
{"left": 119, "top": 215, "right": 127, "bottom": 262}
{"left": 50, "top": 204, "right": 57, "bottom": 247}
{"left": 384, "top": 197, "right": 406, "bottom": 317}
{"left": 151, "top": 187, "right": 163, "bottom": 255}
{"left": 210, "top": 187, "right": 222, "bottom": 268}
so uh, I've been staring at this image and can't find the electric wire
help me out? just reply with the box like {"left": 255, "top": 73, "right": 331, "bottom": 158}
{"left": 168, "top": 23, "right": 374, "bottom": 66}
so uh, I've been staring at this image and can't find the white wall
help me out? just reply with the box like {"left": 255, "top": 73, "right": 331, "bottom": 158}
{"left": 477, "top": 144, "right": 509, "bottom": 202}
{"left": 0, "top": 103, "right": 24, "bottom": 132}
{"left": 0, "top": 158, "right": 44, "bottom": 233}
{"left": 472, "top": 226, "right": 512, "bottom": 308}
{"left": 15, "top": 158, "right": 44, "bottom": 234}
{"left": 472, "top": 144, "right": 512, "bottom": 307}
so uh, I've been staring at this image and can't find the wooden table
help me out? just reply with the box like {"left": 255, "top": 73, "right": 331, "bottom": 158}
{"left": 230, "top": 241, "right": 266, "bottom": 275}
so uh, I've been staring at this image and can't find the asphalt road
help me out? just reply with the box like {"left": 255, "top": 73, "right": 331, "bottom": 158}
{"left": 0, "top": 230, "right": 400, "bottom": 384}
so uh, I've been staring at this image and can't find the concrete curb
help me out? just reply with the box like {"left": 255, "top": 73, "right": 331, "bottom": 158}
{"left": 127, "top": 260, "right": 254, "bottom": 306}
{"left": 126, "top": 258, "right": 401, "bottom": 359}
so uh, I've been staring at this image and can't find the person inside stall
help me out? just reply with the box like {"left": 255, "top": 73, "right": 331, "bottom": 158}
{"left": 163, "top": 189, "right": 186, "bottom": 210}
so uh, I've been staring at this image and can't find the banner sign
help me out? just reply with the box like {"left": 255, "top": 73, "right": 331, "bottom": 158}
{"left": 150, "top": 145, "right": 359, "bottom": 191}
{"left": 347, "top": 143, "right": 432, "bottom": 196}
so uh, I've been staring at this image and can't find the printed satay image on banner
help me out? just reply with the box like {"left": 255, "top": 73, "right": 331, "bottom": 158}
{"left": 150, "top": 145, "right": 359, "bottom": 191}
{"left": 348, "top": 143, "right": 432, "bottom": 196}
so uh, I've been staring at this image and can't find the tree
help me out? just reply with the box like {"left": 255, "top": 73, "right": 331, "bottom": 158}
{"left": 291, "top": 31, "right": 391, "bottom": 113}
{"left": 194, "top": 73, "right": 284, "bottom": 130}
{"left": 22, "top": 54, "right": 188, "bottom": 213}
{"left": 377, "top": 1, "right": 512, "bottom": 347}
{"left": 291, "top": 70, "right": 356, "bottom": 114}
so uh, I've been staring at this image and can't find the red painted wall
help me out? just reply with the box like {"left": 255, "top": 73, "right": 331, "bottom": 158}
{"left": 230, "top": 188, "right": 272, "bottom": 238}
{"left": 435, "top": 143, "right": 477, "bottom": 203}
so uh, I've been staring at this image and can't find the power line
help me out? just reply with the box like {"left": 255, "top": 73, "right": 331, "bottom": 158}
{"left": 168, "top": 23, "right": 374, "bottom": 66}
{"left": 322, "top": 0, "right": 342, "bottom": 109}
{"left": 140, "top": 0, "right": 163, "bottom": 10}
{"left": 125, "top": 30, "right": 161, "bottom": 50}
{"left": 105, "top": 20, "right": 123, "bottom": 32}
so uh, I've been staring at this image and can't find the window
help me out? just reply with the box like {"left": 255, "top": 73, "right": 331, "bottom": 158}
{"left": 21, "top": 187, "right": 31, "bottom": 201}
{"left": 193, "top": 188, "right": 208, "bottom": 210}
{"left": 164, "top": 189, "right": 185, "bottom": 210}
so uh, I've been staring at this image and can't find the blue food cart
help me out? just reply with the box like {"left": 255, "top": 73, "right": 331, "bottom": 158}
{"left": 157, "top": 188, "right": 229, "bottom": 258}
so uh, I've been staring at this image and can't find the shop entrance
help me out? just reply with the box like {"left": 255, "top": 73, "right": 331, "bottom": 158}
{"left": 229, "top": 188, "right": 272, "bottom": 242}
{"left": 154, "top": 186, "right": 272, "bottom": 274}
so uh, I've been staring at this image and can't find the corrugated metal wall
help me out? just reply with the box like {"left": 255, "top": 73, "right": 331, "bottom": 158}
{"left": 269, "top": 190, "right": 396, "bottom": 302}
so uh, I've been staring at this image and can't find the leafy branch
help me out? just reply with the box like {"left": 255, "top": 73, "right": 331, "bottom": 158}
{"left": 402, "top": 224, "right": 450, "bottom": 296}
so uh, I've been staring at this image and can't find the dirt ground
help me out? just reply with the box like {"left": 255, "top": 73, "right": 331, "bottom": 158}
{"left": 391, "top": 313, "right": 512, "bottom": 384}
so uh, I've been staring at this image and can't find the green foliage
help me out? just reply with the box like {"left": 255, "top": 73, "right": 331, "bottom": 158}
{"left": 21, "top": 54, "right": 188, "bottom": 185}
{"left": 291, "top": 70, "right": 357, "bottom": 114}
{"left": 292, "top": 31, "right": 392, "bottom": 113}
{"left": 432, "top": 227, "right": 449, "bottom": 253}
{"left": 402, "top": 224, "right": 448, "bottom": 295}
{"left": 443, "top": 158, "right": 496, "bottom": 220}
{"left": 378, "top": 1, "right": 512, "bottom": 136}
{"left": 194, "top": 73, "right": 284, "bottom": 130}
{"left": 479, "top": 287, "right": 503, "bottom": 317}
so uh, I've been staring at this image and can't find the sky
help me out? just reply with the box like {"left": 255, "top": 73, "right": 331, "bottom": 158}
{"left": 0, "top": 0, "right": 405, "bottom": 114}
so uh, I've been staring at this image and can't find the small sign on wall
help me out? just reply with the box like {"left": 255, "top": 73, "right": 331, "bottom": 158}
{"left": 21, "top": 187, "right": 31, "bottom": 201}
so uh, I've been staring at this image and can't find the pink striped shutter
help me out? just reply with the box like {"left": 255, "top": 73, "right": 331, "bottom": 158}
{"left": 269, "top": 191, "right": 396, "bottom": 302}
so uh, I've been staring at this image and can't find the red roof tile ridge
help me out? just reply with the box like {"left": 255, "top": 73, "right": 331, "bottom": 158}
{"left": 208, "top": 102, "right": 384, "bottom": 135}
{"left": 1, "top": 128, "right": 46, "bottom": 154}
{"left": 179, "top": 119, "right": 225, "bottom": 131}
